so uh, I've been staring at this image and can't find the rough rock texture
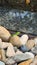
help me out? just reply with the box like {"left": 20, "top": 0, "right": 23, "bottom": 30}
{"left": 0, "top": 6, "right": 37, "bottom": 35}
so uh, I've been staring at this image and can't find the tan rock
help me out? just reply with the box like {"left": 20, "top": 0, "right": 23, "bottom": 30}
{"left": 18, "top": 59, "right": 33, "bottom": 65}
{"left": 25, "top": 39, "right": 35, "bottom": 50}
{"left": 10, "top": 35, "right": 22, "bottom": 47}
{"left": 20, "top": 34, "right": 28, "bottom": 45}
{"left": 0, "top": 49, "right": 2, "bottom": 60}
{"left": 6, "top": 44, "right": 15, "bottom": 57}
{"left": 0, "top": 26, "right": 11, "bottom": 41}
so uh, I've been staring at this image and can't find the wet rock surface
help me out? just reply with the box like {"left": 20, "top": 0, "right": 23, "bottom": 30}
{"left": 0, "top": 6, "right": 37, "bottom": 35}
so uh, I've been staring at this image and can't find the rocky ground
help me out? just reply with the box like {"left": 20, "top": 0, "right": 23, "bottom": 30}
{"left": 0, "top": 5, "right": 37, "bottom": 35}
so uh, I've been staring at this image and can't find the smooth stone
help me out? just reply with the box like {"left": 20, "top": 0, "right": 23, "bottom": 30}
{"left": 20, "top": 34, "right": 28, "bottom": 45}
{"left": 0, "top": 42, "right": 10, "bottom": 49}
{"left": 18, "top": 59, "right": 33, "bottom": 65}
{"left": 34, "top": 37, "right": 37, "bottom": 44}
{"left": 6, "top": 44, "right": 15, "bottom": 57}
{"left": 14, "top": 52, "right": 34, "bottom": 62}
{"left": 0, "top": 61, "right": 5, "bottom": 65}
{"left": 31, "top": 45, "right": 37, "bottom": 55}
{"left": 5, "top": 58, "right": 16, "bottom": 65}
{"left": 10, "top": 35, "right": 22, "bottom": 47}
{"left": 0, "top": 26, "right": 11, "bottom": 41}
{"left": 25, "top": 39, "right": 35, "bottom": 50}
{"left": 18, "top": 45, "right": 29, "bottom": 52}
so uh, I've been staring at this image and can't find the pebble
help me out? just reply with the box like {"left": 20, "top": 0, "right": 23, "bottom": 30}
{"left": 10, "top": 35, "right": 22, "bottom": 47}
{"left": 18, "top": 59, "right": 33, "bottom": 65}
{"left": 6, "top": 44, "right": 15, "bottom": 57}
{"left": 0, "top": 26, "right": 11, "bottom": 41}
{"left": 34, "top": 37, "right": 37, "bottom": 44}
{"left": 18, "top": 45, "right": 29, "bottom": 52}
{"left": 5, "top": 58, "right": 16, "bottom": 65}
{"left": 0, "top": 61, "right": 5, "bottom": 65}
{"left": 31, "top": 45, "right": 37, "bottom": 55}
{"left": 25, "top": 39, "right": 35, "bottom": 50}
{"left": 14, "top": 52, "right": 34, "bottom": 62}
{"left": 20, "top": 34, "right": 28, "bottom": 45}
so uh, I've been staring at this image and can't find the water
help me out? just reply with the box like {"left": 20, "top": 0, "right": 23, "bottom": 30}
{"left": 0, "top": 6, "right": 37, "bottom": 35}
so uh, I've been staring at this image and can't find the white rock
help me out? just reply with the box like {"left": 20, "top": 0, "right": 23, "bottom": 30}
{"left": 20, "top": 34, "right": 28, "bottom": 45}
{"left": 6, "top": 44, "right": 15, "bottom": 57}
{"left": 0, "top": 38, "right": 2, "bottom": 42}
{"left": 34, "top": 37, "right": 37, "bottom": 44}
{"left": 0, "top": 26, "right": 11, "bottom": 41}
{"left": 0, "top": 61, "right": 5, "bottom": 65}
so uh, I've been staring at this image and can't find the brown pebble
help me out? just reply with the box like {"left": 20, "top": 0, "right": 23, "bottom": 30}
{"left": 26, "top": 39, "right": 35, "bottom": 50}
{"left": 10, "top": 35, "right": 22, "bottom": 47}
{"left": 18, "top": 59, "right": 33, "bottom": 65}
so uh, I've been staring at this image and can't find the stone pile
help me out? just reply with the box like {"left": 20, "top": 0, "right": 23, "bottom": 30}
{"left": 0, "top": 26, "right": 37, "bottom": 65}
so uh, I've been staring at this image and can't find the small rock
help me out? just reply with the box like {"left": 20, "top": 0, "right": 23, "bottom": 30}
{"left": 25, "top": 39, "right": 35, "bottom": 50}
{"left": 10, "top": 35, "right": 22, "bottom": 47}
{"left": 0, "top": 26, "right": 11, "bottom": 41}
{"left": 31, "top": 45, "right": 37, "bottom": 55}
{"left": 6, "top": 44, "right": 15, "bottom": 57}
{"left": 0, "top": 61, "right": 5, "bottom": 65}
{"left": 0, "top": 42, "right": 10, "bottom": 49}
{"left": 18, "top": 45, "right": 29, "bottom": 52}
{"left": 14, "top": 47, "right": 17, "bottom": 52}
{"left": 0, "top": 38, "right": 2, "bottom": 42}
{"left": 18, "top": 59, "right": 33, "bottom": 65}
{"left": 20, "top": 34, "right": 28, "bottom": 45}
{"left": 0, "top": 49, "right": 2, "bottom": 60}
{"left": 34, "top": 37, "right": 37, "bottom": 44}
{"left": 14, "top": 52, "right": 34, "bottom": 62}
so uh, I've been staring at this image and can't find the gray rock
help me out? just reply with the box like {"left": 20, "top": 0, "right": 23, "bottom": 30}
{"left": 14, "top": 52, "right": 34, "bottom": 62}
{"left": 31, "top": 45, "right": 37, "bottom": 55}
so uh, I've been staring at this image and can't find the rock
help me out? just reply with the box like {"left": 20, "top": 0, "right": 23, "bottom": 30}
{"left": 0, "top": 42, "right": 10, "bottom": 49}
{"left": 18, "top": 59, "right": 33, "bottom": 65}
{"left": 18, "top": 45, "right": 29, "bottom": 52}
{"left": 20, "top": 34, "right": 28, "bottom": 45}
{"left": 15, "top": 49, "right": 23, "bottom": 55}
{"left": 14, "top": 52, "right": 34, "bottom": 62}
{"left": 1, "top": 49, "right": 6, "bottom": 62}
{"left": 0, "top": 61, "right": 5, "bottom": 65}
{"left": 6, "top": 44, "right": 15, "bottom": 57}
{"left": 10, "top": 35, "right": 22, "bottom": 47}
{"left": 0, "top": 26, "right": 11, "bottom": 41}
{"left": 25, "top": 39, "right": 35, "bottom": 50}
{"left": 5, "top": 57, "right": 16, "bottom": 65}
{"left": 34, "top": 37, "right": 37, "bottom": 44}
{"left": 31, "top": 45, "right": 37, "bottom": 55}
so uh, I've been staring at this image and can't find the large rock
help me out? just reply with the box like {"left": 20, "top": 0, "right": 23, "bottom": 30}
{"left": 0, "top": 61, "right": 5, "bottom": 65}
{"left": 14, "top": 52, "right": 34, "bottom": 62}
{"left": 0, "top": 26, "right": 11, "bottom": 41}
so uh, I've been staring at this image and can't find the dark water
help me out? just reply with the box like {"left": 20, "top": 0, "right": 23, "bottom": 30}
{"left": 0, "top": 6, "right": 37, "bottom": 35}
